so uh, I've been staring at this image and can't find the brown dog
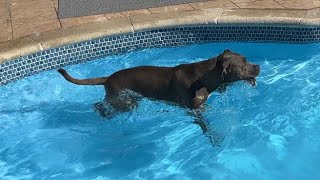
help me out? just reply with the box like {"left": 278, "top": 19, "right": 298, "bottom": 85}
{"left": 58, "top": 49, "right": 260, "bottom": 145}
{"left": 58, "top": 49, "right": 259, "bottom": 110}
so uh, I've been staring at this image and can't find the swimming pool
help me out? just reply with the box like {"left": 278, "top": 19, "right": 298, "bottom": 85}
{"left": 1, "top": 42, "right": 320, "bottom": 179}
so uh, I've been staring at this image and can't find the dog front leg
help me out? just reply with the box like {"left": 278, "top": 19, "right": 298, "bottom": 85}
{"left": 191, "top": 87, "right": 209, "bottom": 109}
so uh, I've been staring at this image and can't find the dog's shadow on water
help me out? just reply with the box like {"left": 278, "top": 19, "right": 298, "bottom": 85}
{"left": 91, "top": 98, "right": 226, "bottom": 147}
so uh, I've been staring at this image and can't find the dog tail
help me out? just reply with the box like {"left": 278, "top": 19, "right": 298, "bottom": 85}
{"left": 57, "top": 68, "right": 108, "bottom": 85}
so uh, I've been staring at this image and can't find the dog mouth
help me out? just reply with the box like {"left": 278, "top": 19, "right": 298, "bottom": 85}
{"left": 246, "top": 78, "right": 257, "bottom": 86}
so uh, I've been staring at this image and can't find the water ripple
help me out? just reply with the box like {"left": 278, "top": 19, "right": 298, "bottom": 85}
{"left": 1, "top": 43, "right": 320, "bottom": 179}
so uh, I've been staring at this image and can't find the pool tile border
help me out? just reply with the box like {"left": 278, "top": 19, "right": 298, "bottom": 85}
{"left": 1, "top": 8, "right": 320, "bottom": 85}
{"left": 1, "top": 25, "right": 320, "bottom": 85}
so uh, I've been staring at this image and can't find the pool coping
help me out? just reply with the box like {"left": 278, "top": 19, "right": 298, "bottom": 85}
{"left": 1, "top": 8, "right": 320, "bottom": 63}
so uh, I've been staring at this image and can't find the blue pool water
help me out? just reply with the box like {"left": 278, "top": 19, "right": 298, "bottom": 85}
{"left": 1, "top": 43, "right": 320, "bottom": 180}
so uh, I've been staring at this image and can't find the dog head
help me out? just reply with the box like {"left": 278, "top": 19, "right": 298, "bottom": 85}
{"left": 216, "top": 50, "right": 260, "bottom": 86}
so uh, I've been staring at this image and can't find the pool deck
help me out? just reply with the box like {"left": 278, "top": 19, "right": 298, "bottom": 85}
{"left": 1, "top": 0, "right": 320, "bottom": 62}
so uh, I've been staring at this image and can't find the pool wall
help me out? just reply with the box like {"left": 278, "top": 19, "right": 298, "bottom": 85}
{"left": 0, "top": 8, "right": 320, "bottom": 85}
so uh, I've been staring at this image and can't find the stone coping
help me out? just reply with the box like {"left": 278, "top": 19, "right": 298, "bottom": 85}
{"left": 0, "top": 8, "right": 320, "bottom": 63}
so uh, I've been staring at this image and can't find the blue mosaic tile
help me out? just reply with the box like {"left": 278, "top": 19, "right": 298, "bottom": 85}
{"left": 1, "top": 25, "right": 320, "bottom": 85}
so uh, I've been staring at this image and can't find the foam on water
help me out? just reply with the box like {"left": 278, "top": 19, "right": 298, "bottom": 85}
{"left": 1, "top": 43, "right": 320, "bottom": 180}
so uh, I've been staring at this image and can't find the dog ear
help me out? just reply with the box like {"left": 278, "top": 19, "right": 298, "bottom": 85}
{"left": 221, "top": 62, "right": 230, "bottom": 80}
{"left": 216, "top": 58, "right": 230, "bottom": 81}
{"left": 217, "top": 52, "right": 231, "bottom": 80}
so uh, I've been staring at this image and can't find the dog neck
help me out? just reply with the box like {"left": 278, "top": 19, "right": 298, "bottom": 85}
{"left": 198, "top": 58, "right": 224, "bottom": 93}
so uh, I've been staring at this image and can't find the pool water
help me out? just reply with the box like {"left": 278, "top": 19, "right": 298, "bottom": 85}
{"left": 1, "top": 43, "right": 320, "bottom": 180}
